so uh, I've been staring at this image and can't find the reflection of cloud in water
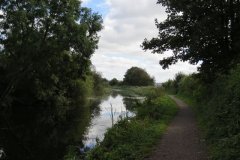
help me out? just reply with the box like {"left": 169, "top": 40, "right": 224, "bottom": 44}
{"left": 0, "top": 148, "right": 6, "bottom": 159}
{"left": 83, "top": 94, "right": 136, "bottom": 148}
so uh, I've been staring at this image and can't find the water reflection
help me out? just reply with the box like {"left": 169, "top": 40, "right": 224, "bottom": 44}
{"left": 0, "top": 99, "right": 99, "bottom": 160}
{"left": 0, "top": 93, "right": 143, "bottom": 160}
{"left": 83, "top": 94, "right": 136, "bottom": 148}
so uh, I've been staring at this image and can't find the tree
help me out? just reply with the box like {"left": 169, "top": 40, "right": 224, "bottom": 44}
{"left": 172, "top": 72, "right": 186, "bottom": 93}
{"left": 0, "top": 0, "right": 103, "bottom": 106}
{"left": 123, "top": 67, "right": 154, "bottom": 86}
{"left": 92, "top": 70, "right": 108, "bottom": 95}
{"left": 109, "top": 78, "right": 119, "bottom": 86}
{"left": 142, "top": 0, "right": 240, "bottom": 79}
{"left": 0, "top": 1, "right": 103, "bottom": 159}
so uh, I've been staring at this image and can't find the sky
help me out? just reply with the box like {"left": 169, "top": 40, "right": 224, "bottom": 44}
{"left": 82, "top": 0, "right": 198, "bottom": 83}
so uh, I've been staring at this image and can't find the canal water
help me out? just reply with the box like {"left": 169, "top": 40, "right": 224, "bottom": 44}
{"left": 83, "top": 94, "right": 137, "bottom": 149}
{"left": 0, "top": 92, "right": 143, "bottom": 160}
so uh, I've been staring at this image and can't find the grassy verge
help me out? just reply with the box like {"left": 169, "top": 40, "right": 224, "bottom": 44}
{"left": 111, "top": 86, "right": 156, "bottom": 97}
{"left": 174, "top": 94, "right": 206, "bottom": 132}
{"left": 86, "top": 90, "right": 178, "bottom": 160}
{"left": 175, "top": 94, "right": 195, "bottom": 107}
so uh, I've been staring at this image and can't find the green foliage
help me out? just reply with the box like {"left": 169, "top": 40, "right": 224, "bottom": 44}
{"left": 172, "top": 73, "right": 186, "bottom": 93}
{"left": 201, "top": 67, "right": 240, "bottom": 160}
{"left": 86, "top": 90, "right": 178, "bottom": 160}
{"left": 87, "top": 120, "right": 165, "bottom": 160}
{"left": 164, "top": 66, "right": 240, "bottom": 160}
{"left": 109, "top": 78, "right": 120, "bottom": 86}
{"left": 91, "top": 70, "right": 110, "bottom": 96}
{"left": 69, "top": 77, "right": 93, "bottom": 104}
{"left": 162, "top": 72, "right": 186, "bottom": 94}
{"left": 64, "top": 146, "right": 79, "bottom": 160}
{"left": 0, "top": 0, "right": 103, "bottom": 107}
{"left": 162, "top": 79, "right": 174, "bottom": 93}
{"left": 123, "top": 67, "right": 154, "bottom": 86}
{"left": 0, "top": 1, "right": 104, "bottom": 159}
{"left": 138, "top": 95, "right": 177, "bottom": 121}
{"left": 142, "top": 0, "right": 240, "bottom": 78}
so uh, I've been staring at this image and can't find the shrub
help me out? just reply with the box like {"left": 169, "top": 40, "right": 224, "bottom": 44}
{"left": 137, "top": 95, "right": 177, "bottom": 121}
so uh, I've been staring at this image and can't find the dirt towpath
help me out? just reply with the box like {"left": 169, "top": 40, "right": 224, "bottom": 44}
{"left": 146, "top": 95, "right": 208, "bottom": 160}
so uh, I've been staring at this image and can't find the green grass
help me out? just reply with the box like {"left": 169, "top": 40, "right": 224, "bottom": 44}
{"left": 174, "top": 94, "right": 207, "bottom": 133}
{"left": 111, "top": 86, "right": 156, "bottom": 97}
{"left": 86, "top": 93, "right": 178, "bottom": 160}
{"left": 175, "top": 94, "right": 196, "bottom": 107}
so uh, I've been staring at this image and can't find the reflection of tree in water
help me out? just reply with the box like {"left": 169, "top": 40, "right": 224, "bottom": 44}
{"left": 111, "top": 91, "right": 119, "bottom": 98}
{"left": 0, "top": 99, "right": 101, "bottom": 160}
{"left": 88, "top": 99, "right": 102, "bottom": 117}
{"left": 123, "top": 97, "right": 140, "bottom": 111}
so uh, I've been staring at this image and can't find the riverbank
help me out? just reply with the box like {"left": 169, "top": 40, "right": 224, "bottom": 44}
{"left": 111, "top": 86, "right": 156, "bottom": 97}
{"left": 85, "top": 88, "right": 178, "bottom": 160}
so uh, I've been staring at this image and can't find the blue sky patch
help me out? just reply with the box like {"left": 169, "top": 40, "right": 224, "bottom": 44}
{"left": 82, "top": 0, "right": 109, "bottom": 17}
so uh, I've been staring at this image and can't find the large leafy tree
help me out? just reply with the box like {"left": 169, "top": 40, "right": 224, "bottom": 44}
{"left": 0, "top": 0, "right": 103, "bottom": 106}
{"left": 142, "top": 0, "right": 240, "bottom": 79}
{"left": 0, "top": 1, "right": 103, "bottom": 159}
{"left": 123, "top": 67, "right": 154, "bottom": 86}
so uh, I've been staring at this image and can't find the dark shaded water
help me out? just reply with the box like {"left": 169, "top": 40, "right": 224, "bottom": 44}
{"left": 0, "top": 93, "right": 142, "bottom": 160}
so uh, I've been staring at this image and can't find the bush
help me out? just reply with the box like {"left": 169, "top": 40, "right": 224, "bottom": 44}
{"left": 69, "top": 77, "right": 93, "bottom": 104}
{"left": 200, "top": 66, "right": 240, "bottom": 160}
{"left": 92, "top": 71, "right": 106, "bottom": 96}
{"left": 162, "top": 72, "right": 186, "bottom": 94}
{"left": 137, "top": 95, "right": 177, "bottom": 121}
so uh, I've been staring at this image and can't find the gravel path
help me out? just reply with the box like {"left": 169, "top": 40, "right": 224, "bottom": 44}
{"left": 145, "top": 95, "right": 208, "bottom": 160}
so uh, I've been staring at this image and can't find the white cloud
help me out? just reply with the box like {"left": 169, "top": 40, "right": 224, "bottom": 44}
{"left": 81, "top": 0, "right": 91, "bottom": 5}
{"left": 91, "top": 0, "right": 198, "bottom": 82}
